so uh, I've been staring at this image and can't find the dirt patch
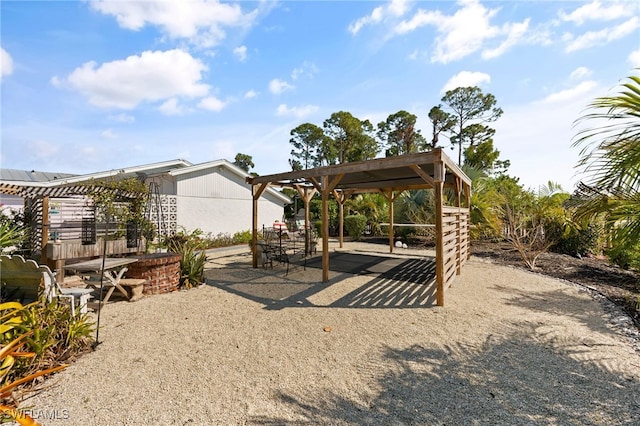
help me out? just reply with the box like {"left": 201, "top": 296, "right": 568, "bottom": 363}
{"left": 364, "top": 236, "right": 640, "bottom": 329}
{"left": 470, "top": 240, "right": 640, "bottom": 329}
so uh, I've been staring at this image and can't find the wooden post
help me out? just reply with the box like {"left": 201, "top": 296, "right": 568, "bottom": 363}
{"left": 464, "top": 182, "right": 472, "bottom": 260}
{"left": 252, "top": 183, "right": 270, "bottom": 268}
{"left": 388, "top": 191, "right": 394, "bottom": 253}
{"left": 434, "top": 162, "right": 445, "bottom": 307}
{"left": 321, "top": 176, "right": 330, "bottom": 282}
{"left": 338, "top": 196, "right": 344, "bottom": 248}
{"left": 41, "top": 196, "right": 49, "bottom": 264}
{"left": 455, "top": 177, "right": 463, "bottom": 275}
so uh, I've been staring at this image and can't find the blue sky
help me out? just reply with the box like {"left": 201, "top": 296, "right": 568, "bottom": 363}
{"left": 1, "top": 0, "right": 639, "bottom": 192}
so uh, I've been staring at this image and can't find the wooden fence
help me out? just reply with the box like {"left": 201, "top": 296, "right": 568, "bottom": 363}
{"left": 440, "top": 206, "right": 470, "bottom": 292}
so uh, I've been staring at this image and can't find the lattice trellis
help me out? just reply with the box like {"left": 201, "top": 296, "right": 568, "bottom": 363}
{"left": 146, "top": 194, "right": 177, "bottom": 237}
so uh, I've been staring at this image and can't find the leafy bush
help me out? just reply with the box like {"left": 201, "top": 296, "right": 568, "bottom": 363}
{"left": 344, "top": 215, "right": 367, "bottom": 241}
{"left": 232, "top": 230, "right": 252, "bottom": 245}
{"left": 164, "top": 229, "right": 208, "bottom": 289}
{"left": 606, "top": 241, "right": 640, "bottom": 270}
{"left": 549, "top": 220, "right": 605, "bottom": 257}
{"left": 0, "top": 300, "right": 93, "bottom": 421}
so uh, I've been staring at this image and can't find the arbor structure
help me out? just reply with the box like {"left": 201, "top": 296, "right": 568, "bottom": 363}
{"left": 377, "top": 110, "right": 427, "bottom": 156}
{"left": 248, "top": 148, "right": 471, "bottom": 307}
{"left": 440, "top": 86, "right": 503, "bottom": 166}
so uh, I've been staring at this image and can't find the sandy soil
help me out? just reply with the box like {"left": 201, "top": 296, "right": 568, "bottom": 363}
{"left": 25, "top": 242, "right": 640, "bottom": 425}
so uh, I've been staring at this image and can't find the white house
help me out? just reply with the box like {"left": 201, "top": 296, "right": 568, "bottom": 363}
{"left": 0, "top": 159, "right": 291, "bottom": 238}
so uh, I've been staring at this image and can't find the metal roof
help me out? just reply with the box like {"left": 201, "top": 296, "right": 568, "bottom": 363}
{"left": 0, "top": 168, "right": 77, "bottom": 183}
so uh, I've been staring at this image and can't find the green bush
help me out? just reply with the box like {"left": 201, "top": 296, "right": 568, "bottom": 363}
{"left": 606, "top": 241, "right": 640, "bottom": 270}
{"left": 163, "top": 229, "right": 208, "bottom": 288}
{"left": 344, "top": 214, "right": 367, "bottom": 241}
{"left": 549, "top": 221, "right": 605, "bottom": 257}
{"left": 232, "top": 230, "right": 252, "bottom": 245}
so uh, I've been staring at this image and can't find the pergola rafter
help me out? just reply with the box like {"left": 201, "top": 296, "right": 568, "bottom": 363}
{"left": 247, "top": 148, "right": 472, "bottom": 306}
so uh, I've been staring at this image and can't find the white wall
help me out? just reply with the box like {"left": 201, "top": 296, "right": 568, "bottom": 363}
{"left": 176, "top": 196, "right": 284, "bottom": 236}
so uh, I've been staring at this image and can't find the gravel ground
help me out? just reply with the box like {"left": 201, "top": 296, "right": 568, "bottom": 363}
{"left": 24, "top": 242, "right": 640, "bottom": 425}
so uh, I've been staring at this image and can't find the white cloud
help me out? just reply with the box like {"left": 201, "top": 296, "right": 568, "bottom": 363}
{"left": 441, "top": 71, "right": 491, "bottom": 92}
{"left": 244, "top": 90, "right": 258, "bottom": 99}
{"left": 565, "top": 16, "right": 639, "bottom": 52}
{"left": 570, "top": 66, "right": 592, "bottom": 80}
{"left": 1, "top": 47, "right": 13, "bottom": 79}
{"left": 89, "top": 0, "right": 257, "bottom": 48}
{"left": 159, "top": 98, "right": 186, "bottom": 115}
{"left": 60, "top": 49, "right": 209, "bottom": 109}
{"left": 559, "top": 0, "right": 635, "bottom": 25}
{"left": 291, "top": 61, "right": 318, "bottom": 80}
{"left": 275, "top": 104, "right": 319, "bottom": 119}
{"left": 108, "top": 113, "right": 135, "bottom": 123}
{"left": 100, "top": 129, "right": 118, "bottom": 139}
{"left": 233, "top": 45, "right": 247, "bottom": 62}
{"left": 198, "top": 96, "right": 227, "bottom": 112}
{"left": 349, "top": 0, "right": 410, "bottom": 35}
{"left": 268, "top": 78, "right": 294, "bottom": 95}
{"left": 629, "top": 49, "right": 640, "bottom": 68}
{"left": 28, "top": 140, "right": 59, "bottom": 160}
{"left": 481, "top": 19, "right": 530, "bottom": 60}
{"left": 394, "top": 0, "right": 530, "bottom": 63}
{"left": 541, "top": 80, "right": 598, "bottom": 104}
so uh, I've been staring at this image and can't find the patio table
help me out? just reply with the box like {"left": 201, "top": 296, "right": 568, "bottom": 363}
{"left": 64, "top": 257, "right": 139, "bottom": 303}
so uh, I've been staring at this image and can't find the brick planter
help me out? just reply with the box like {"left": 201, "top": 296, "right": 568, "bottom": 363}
{"left": 127, "top": 253, "right": 181, "bottom": 295}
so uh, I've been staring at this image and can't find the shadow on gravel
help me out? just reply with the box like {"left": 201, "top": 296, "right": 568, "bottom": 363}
{"left": 250, "top": 332, "right": 640, "bottom": 425}
{"left": 205, "top": 253, "right": 438, "bottom": 310}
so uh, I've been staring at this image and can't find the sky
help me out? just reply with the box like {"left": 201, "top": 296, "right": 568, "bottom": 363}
{"left": 1, "top": 0, "right": 639, "bottom": 193}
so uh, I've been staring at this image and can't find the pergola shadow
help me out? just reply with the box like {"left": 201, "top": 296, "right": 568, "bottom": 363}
{"left": 206, "top": 252, "right": 437, "bottom": 310}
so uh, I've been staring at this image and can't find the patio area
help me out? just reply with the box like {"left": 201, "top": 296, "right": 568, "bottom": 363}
{"left": 23, "top": 242, "right": 640, "bottom": 425}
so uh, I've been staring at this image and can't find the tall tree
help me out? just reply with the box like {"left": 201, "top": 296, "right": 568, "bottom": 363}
{"left": 322, "top": 111, "right": 378, "bottom": 164}
{"left": 289, "top": 123, "right": 325, "bottom": 170}
{"left": 441, "top": 86, "right": 503, "bottom": 166}
{"left": 233, "top": 153, "right": 254, "bottom": 172}
{"left": 427, "top": 105, "right": 455, "bottom": 149}
{"left": 377, "top": 110, "right": 427, "bottom": 156}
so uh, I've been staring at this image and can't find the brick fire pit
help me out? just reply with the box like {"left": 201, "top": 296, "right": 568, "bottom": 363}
{"left": 126, "top": 253, "right": 181, "bottom": 295}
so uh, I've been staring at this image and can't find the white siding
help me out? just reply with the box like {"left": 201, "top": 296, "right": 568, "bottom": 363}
{"left": 176, "top": 167, "right": 248, "bottom": 199}
{"left": 176, "top": 196, "right": 284, "bottom": 236}
{"left": 172, "top": 166, "right": 287, "bottom": 235}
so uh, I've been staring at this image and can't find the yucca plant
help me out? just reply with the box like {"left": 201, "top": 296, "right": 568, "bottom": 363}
{"left": 164, "top": 230, "right": 208, "bottom": 289}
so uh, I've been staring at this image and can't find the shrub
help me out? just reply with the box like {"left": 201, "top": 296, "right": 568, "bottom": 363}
{"left": 344, "top": 215, "right": 367, "bottom": 241}
{"left": 606, "top": 241, "right": 640, "bottom": 270}
{"left": 0, "top": 300, "right": 93, "bottom": 422}
{"left": 232, "top": 230, "right": 252, "bottom": 245}
{"left": 549, "top": 220, "right": 605, "bottom": 257}
{"left": 164, "top": 229, "right": 208, "bottom": 289}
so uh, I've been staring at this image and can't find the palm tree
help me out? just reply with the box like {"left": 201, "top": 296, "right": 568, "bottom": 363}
{"left": 571, "top": 71, "right": 640, "bottom": 244}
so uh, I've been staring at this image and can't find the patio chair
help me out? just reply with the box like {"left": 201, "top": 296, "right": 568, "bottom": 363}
{"left": 0, "top": 255, "right": 93, "bottom": 316}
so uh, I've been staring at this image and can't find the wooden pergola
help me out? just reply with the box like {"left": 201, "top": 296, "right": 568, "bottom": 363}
{"left": 247, "top": 148, "right": 471, "bottom": 306}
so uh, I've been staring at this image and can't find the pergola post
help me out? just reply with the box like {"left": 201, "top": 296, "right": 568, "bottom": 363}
{"left": 295, "top": 185, "right": 317, "bottom": 255}
{"left": 321, "top": 176, "right": 330, "bottom": 282}
{"left": 464, "top": 183, "right": 472, "bottom": 260}
{"left": 40, "top": 196, "right": 50, "bottom": 264}
{"left": 251, "top": 183, "right": 270, "bottom": 268}
{"left": 388, "top": 191, "right": 394, "bottom": 253}
{"left": 434, "top": 161, "right": 445, "bottom": 307}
